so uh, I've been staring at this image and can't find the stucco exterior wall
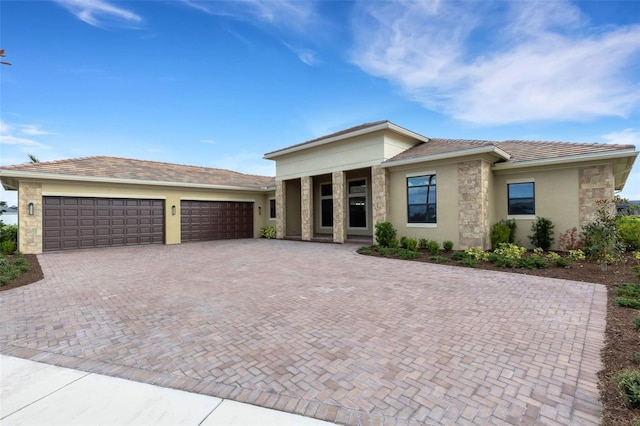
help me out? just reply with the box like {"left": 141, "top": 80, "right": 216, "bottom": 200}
{"left": 492, "top": 167, "right": 580, "bottom": 249}
{"left": 285, "top": 179, "right": 302, "bottom": 236}
{"left": 388, "top": 161, "right": 460, "bottom": 247}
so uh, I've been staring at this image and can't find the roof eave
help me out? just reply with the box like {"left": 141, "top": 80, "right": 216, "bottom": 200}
{"left": 380, "top": 146, "right": 511, "bottom": 168}
{"left": 0, "top": 170, "right": 271, "bottom": 192}
{"left": 492, "top": 149, "right": 638, "bottom": 171}
{"left": 264, "top": 122, "right": 429, "bottom": 160}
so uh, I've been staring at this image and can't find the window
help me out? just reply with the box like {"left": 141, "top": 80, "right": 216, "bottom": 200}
{"left": 407, "top": 175, "right": 436, "bottom": 223}
{"left": 508, "top": 182, "right": 535, "bottom": 215}
{"left": 348, "top": 179, "right": 367, "bottom": 228}
{"left": 320, "top": 183, "right": 333, "bottom": 227}
{"left": 269, "top": 198, "right": 276, "bottom": 219}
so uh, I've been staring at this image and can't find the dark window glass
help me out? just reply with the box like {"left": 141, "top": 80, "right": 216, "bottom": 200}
{"left": 407, "top": 175, "right": 436, "bottom": 223}
{"left": 269, "top": 199, "right": 276, "bottom": 219}
{"left": 508, "top": 182, "right": 535, "bottom": 215}
{"left": 349, "top": 197, "right": 366, "bottom": 228}
{"left": 321, "top": 184, "right": 332, "bottom": 197}
{"left": 321, "top": 199, "right": 333, "bottom": 227}
{"left": 349, "top": 179, "right": 366, "bottom": 195}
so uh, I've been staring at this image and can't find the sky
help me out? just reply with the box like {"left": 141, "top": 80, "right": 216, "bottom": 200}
{"left": 0, "top": 0, "right": 639, "bottom": 207}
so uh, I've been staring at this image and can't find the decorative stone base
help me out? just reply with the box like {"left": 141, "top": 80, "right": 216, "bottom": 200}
{"left": 18, "top": 181, "right": 43, "bottom": 254}
{"left": 458, "top": 160, "right": 490, "bottom": 250}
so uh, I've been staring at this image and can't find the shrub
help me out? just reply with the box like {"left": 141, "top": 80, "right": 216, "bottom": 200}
{"left": 583, "top": 199, "right": 625, "bottom": 271}
{"left": 1, "top": 240, "right": 16, "bottom": 255}
{"left": 465, "top": 247, "right": 488, "bottom": 261}
{"left": 430, "top": 255, "right": 449, "bottom": 264}
{"left": 490, "top": 221, "right": 511, "bottom": 250}
{"left": 618, "top": 298, "right": 640, "bottom": 309}
{"left": 616, "top": 283, "right": 640, "bottom": 299}
{"left": 489, "top": 253, "right": 516, "bottom": 268}
{"left": 518, "top": 256, "right": 547, "bottom": 270}
{"left": 442, "top": 240, "right": 453, "bottom": 252}
{"left": 418, "top": 238, "right": 428, "bottom": 249}
{"left": 618, "top": 216, "right": 640, "bottom": 251}
{"left": 375, "top": 222, "right": 397, "bottom": 248}
{"left": 451, "top": 251, "right": 467, "bottom": 261}
{"left": 493, "top": 243, "right": 527, "bottom": 260}
{"left": 557, "top": 227, "right": 584, "bottom": 251}
{"left": 459, "top": 257, "right": 478, "bottom": 267}
{"left": 613, "top": 370, "right": 640, "bottom": 408}
{"left": 0, "top": 224, "right": 18, "bottom": 244}
{"left": 529, "top": 217, "right": 555, "bottom": 251}
{"left": 0, "top": 252, "right": 29, "bottom": 286}
{"left": 553, "top": 256, "right": 570, "bottom": 268}
{"left": 358, "top": 247, "right": 373, "bottom": 255}
{"left": 635, "top": 352, "right": 640, "bottom": 364}
{"left": 426, "top": 240, "right": 440, "bottom": 255}
{"left": 568, "top": 249, "right": 586, "bottom": 261}
{"left": 635, "top": 316, "right": 640, "bottom": 331}
{"left": 258, "top": 226, "right": 276, "bottom": 239}
{"left": 400, "top": 237, "right": 419, "bottom": 252}
{"left": 396, "top": 249, "right": 420, "bottom": 260}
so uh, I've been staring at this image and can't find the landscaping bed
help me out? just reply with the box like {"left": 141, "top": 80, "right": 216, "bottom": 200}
{"left": 0, "top": 254, "right": 43, "bottom": 292}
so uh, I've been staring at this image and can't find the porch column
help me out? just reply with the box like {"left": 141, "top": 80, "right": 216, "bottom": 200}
{"left": 371, "top": 165, "right": 390, "bottom": 244}
{"left": 301, "top": 176, "right": 313, "bottom": 241}
{"left": 332, "top": 171, "right": 347, "bottom": 243}
{"left": 458, "top": 160, "right": 491, "bottom": 250}
{"left": 18, "top": 181, "right": 43, "bottom": 254}
{"left": 275, "top": 180, "right": 286, "bottom": 239}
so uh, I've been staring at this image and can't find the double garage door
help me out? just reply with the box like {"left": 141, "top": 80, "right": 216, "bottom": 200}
{"left": 43, "top": 197, "right": 165, "bottom": 252}
{"left": 42, "top": 197, "right": 254, "bottom": 251}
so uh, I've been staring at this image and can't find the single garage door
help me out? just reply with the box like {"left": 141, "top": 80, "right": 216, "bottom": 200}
{"left": 181, "top": 200, "right": 253, "bottom": 242}
{"left": 43, "top": 196, "right": 165, "bottom": 252}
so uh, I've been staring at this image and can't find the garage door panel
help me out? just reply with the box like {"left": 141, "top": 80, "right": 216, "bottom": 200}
{"left": 181, "top": 200, "right": 253, "bottom": 242}
{"left": 43, "top": 196, "right": 165, "bottom": 252}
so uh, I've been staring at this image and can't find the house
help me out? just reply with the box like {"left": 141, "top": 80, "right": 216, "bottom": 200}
{"left": 1, "top": 120, "right": 637, "bottom": 253}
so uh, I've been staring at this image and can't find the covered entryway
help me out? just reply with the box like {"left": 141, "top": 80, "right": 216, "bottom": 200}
{"left": 43, "top": 196, "right": 165, "bottom": 252}
{"left": 180, "top": 200, "right": 253, "bottom": 242}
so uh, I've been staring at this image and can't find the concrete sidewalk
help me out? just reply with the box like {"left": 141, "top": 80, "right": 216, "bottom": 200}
{"left": 0, "top": 355, "right": 336, "bottom": 425}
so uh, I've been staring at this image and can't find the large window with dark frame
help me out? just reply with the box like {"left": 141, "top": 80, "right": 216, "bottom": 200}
{"left": 320, "top": 183, "right": 333, "bottom": 227}
{"left": 269, "top": 199, "right": 276, "bottom": 219}
{"left": 407, "top": 174, "right": 436, "bottom": 223}
{"left": 507, "top": 182, "right": 535, "bottom": 215}
{"left": 348, "top": 179, "right": 367, "bottom": 228}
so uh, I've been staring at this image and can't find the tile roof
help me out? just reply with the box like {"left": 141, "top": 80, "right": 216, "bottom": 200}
{"left": 387, "top": 138, "right": 636, "bottom": 164}
{"left": 0, "top": 156, "right": 275, "bottom": 189}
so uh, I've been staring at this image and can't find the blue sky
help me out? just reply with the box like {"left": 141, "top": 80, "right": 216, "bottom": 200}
{"left": 1, "top": 0, "right": 639, "bottom": 207}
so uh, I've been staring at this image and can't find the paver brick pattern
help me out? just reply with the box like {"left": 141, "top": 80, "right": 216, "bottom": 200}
{"left": 0, "top": 240, "right": 605, "bottom": 425}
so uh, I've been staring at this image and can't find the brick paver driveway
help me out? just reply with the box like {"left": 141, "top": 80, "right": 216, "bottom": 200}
{"left": 0, "top": 240, "right": 605, "bottom": 425}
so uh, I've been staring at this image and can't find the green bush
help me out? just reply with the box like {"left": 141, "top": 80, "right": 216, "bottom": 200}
{"left": 451, "top": 251, "right": 467, "bottom": 261}
{"left": 518, "top": 255, "right": 547, "bottom": 270}
{"left": 529, "top": 217, "right": 555, "bottom": 251}
{"left": 442, "top": 240, "right": 453, "bottom": 252}
{"left": 613, "top": 370, "right": 640, "bottom": 408}
{"left": 618, "top": 216, "right": 640, "bottom": 251}
{"left": 616, "top": 283, "right": 640, "bottom": 299}
{"left": 465, "top": 247, "right": 489, "bottom": 261}
{"left": 400, "top": 237, "right": 419, "bottom": 252}
{"left": 618, "top": 298, "right": 640, "bottom": 309}
{"left": 490, "top": 219, "right": 516, "bottom": 250}
{"left": 634, "top": 352, "right": 640, "bottom": 364}
{"left": 552, "top": 256, "right": 570, "bottom": 268}
{"left": 1, "top": 240, "right": 16, "bottom": 255}
{"left": 583, "top": 199, "right": 625, "bottom": 271}
{"left": 459, "top": 257, "right": 478, "bottom": 267}
{"left": 258, "top": 226, "right": 276, "bottom": 239}
{"left": 635, "top": 316, "right": 640, "bottom": 331}
{"left": 375, "top": 222, "right": 397, "bottom": 248}
{"left": 430, "top": 255, "right": 449, "bottom": 264}
{"left": 418, "top": 238, "right": 428, "bottom": 249}
{"left": 0, "top": 252, "right": 29, "bottom": 286}
{"left": 358, "top": 246, "right": 373, "bottom": 255}
{"left": 568, "top": 249, "right": 586, "bottom": 261}
{"left": 426, "top": 240, "right": 440, "bottom": 255}
{"left": 0, "top": 225, "right": 17, "bottom": 255}
{"left": 396, "top": 249, "right": 420, "bottom": 260}
{"left": 494, "top": 243, "right": 527, "bottom": 260}
{"left": 489, "top": 253, "right": 516, "bottom": 268}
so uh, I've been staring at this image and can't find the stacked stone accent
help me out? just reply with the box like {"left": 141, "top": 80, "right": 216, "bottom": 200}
{"left": 275, "top": 180, "right": 286, "bottom": 239}
{"left": 458, "top": 160, "right": 490, "bottom": 250}
{"left": 332, "top": 171, "right": 346, "bottom": 243}
{"left": 579, "top": 164, "right": 614, "bottom": 226}
{"left": 301, "top": 176, "right": 313, "bottom": 241}
{"left": 18, "top": 181, "right": 43, "bottom": 254}
{"left": 371, "top": 166, "right": 389, "bottom": 244}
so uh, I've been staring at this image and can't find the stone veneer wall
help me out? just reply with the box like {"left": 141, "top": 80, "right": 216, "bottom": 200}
{"left": 18, "top": 181, "right": 43, "bottom": 254}
{"left": 457, "top": 160, "right": 491, "bottom": 250}
{"left": 301, "top": 176, "right": 313, "bottom": 241}
{"left": 275, "top": 180, "right": 286, "bottom": 239}
{"left": 579, "top": 164, "right": 614, "bottom": 226}
{"left": 371, "top": 165, "right": 389, "bottom": 244}
{"left": 332, "top": 171, "right": 346, "bottom": 243}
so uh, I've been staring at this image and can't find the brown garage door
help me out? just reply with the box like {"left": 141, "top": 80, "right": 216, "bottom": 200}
{"left": 43, "top": 197, "right": 165, "bottom": 252}
{"left": 181, "top": 200, "right": 253, "bottom": 242}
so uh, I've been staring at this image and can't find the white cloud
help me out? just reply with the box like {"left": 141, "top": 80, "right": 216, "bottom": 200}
{"left": 19, "top": 124, "right": 57, "bottom": 136}
{"left": 602, "top": 128, "right": 640, "bottom": 148}
{"left": 351, "top": 0, "right": 640, "bottom": 125}
{"left": 181, "top": 0, "right": 316, "bottom": 33}
{"left": 54, "top": 0, "right": 142, "bottom": 28}
{"left": 282, "top": 42, "right": 318, "bottom": 66}
{"left": 0, "top": 135, "right": 49, "bottom": 150}
{"left": 200, "top": 139, "right": 216, "bottom": 145}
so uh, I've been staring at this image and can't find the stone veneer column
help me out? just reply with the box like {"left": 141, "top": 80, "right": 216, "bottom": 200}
{"left": 18, "top": 181, "right": 43, "bottom": 254}
{"left": 332, "top": 171, "right": 347, "bottom": 243}
{"left": 457, "top": 160, "right": 491, "bottom": 250}
{"left": 275, "top": 180, "right": 286, "bottom": 239}
{"left": 579, "top": 164, "right": 614, "bottom": 226}
{"left": 301, "top": 176, "right": 313, "bottom": 241}
{"left": 371, "top": 165, "right": 390, "bottom": 244}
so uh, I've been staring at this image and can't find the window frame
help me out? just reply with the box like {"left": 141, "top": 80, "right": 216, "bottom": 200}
{"left": 406, "top": 171, "right": 437, "bottom": 227}
{"left": 506, "top": 180, "right": 536, "bottom": 218}
{"left": 268, "top": 198, "right": 276, "bottom": 220}
{"left": 319, "top": 182, "right": 333, "bottom": 229}
{"left": 347, "top": 178, "right": 368, "bottom": 230}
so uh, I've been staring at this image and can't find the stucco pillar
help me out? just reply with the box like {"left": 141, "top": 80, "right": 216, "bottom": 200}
{"left": 332, "top": 171, "right": 346, "bottom": 243}
{"left": 275, "top": 180, "right": 286, "bottom": 239}
{"left": 301, "top": 176, "right": 313, "bottom": 241}
{"left": 579, "top": 164, "right": 615, "bottom": 226}
{"left": 371, "top": 165, "right": 389, "bottom": 244}
{"left": 18, "top": 181, "right": 43, "bottom": 254}
{"left": 457, "top": 160, "right": 491, "bottom": 250}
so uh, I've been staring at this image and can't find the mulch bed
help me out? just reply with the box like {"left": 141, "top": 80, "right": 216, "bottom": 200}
{"left": 3, "top": 251, "right": 640, "bottom": 423}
